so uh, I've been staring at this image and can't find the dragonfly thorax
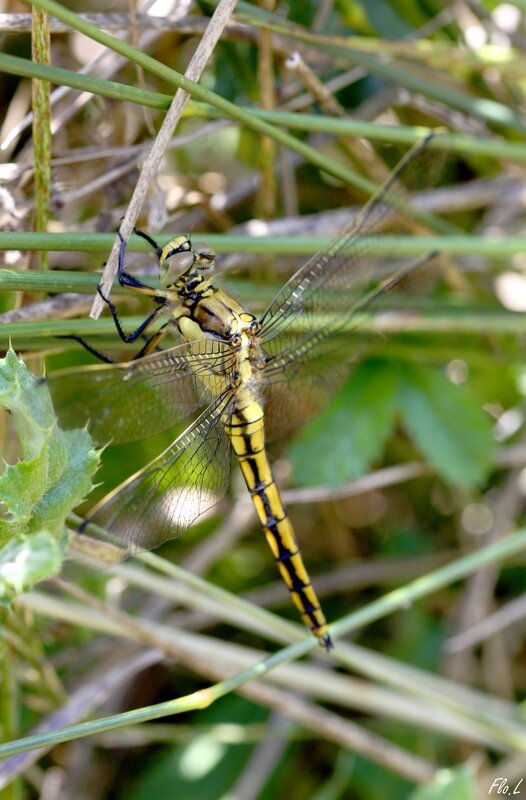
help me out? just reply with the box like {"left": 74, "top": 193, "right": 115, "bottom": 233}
{"left": 176, "top": 290, "right": 259, "bottom": 342}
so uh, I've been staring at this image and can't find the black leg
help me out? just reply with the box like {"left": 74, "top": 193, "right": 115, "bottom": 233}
{"left": 89, "top": 227, "right": 169, "bottom": 352}
{"left": 116, "top": 231, "right": 152, "bottom": 291}
{"left": 132, "top": 227, "right": 162, "bottom": 257}
{"left": 97, "top": 285, "right": 165, "bottom": 344}
{"left": 57, "top": 335, "right": 116, "bottom": 364}
{"left": 132, "top": 322, "right": 171, "bottom": 359}
{"left": 116, "top": 228, "right": 163, "bottom": 290}
{"left": 57, "top": 323, "right": 169, "bottom": 362}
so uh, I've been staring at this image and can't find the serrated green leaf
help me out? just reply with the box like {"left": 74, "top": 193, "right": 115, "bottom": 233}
{"left": 0, "top": 349, "right": 55, "bottom": 452}
{"left": 0, "top": 349, "right": 64, "bottom": 525}
{"left": 399, "top": 363, "right": 494, "bottom": 487}
{"left": 409, "top": 765, "right": 476, "bottom": 800}
{"left": 0, "top": 531, "right": 64, "bottom": 605}
{"left": 29, "top": 427, "right": 101, "bottom": 536}
{"left": 0, "top": 348, "right": 100, "bottom": 595}
{"left": 289, "top": 359, "right": 399, "bottom": 487}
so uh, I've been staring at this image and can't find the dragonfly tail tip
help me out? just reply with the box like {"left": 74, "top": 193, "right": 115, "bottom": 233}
{"left": 320, "top": 632, "right": 334, "bottom": 652}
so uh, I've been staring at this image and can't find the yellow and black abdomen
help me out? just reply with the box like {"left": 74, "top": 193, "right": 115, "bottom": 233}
{"left": 225, "top": 391, "right": 332, "bottom": 650}
{"left": 173, "top": 279, "right": 332, "bottom": 649}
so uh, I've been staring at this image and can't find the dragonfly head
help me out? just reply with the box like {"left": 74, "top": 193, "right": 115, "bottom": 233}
{"left": 159, "top": 236, "right": 216, "bottom": 288}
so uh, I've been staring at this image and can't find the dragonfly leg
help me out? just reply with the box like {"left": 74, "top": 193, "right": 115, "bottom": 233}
{"left": 56, "top": 335, "right": 115, "bottom": 364}
{"left": 71, "top": 231, "right": 170, "bottom": 359}
{"left": 116, "top": 230, "right": 153, "bottom": 291}
{"left": 131, "top": 226, "right": 163, "bottom": 257}
{"left": 131, "top": 321, "right": 171, "bottom": 359}
{"left": 116, "top": 228, "right": 165, "bottom": 292}
{"left": 97, "top": 285, "right": 165, "bottom": 344}
{"left": 57, "top": 320, "right": 171, "bottom": 363}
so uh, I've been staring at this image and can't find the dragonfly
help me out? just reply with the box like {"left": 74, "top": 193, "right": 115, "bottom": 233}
{"left": 45, "top": 136, "right": 440, "bottom": 651}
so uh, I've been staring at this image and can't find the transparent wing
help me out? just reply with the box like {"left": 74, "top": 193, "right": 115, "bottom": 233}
{"left": 260, "top": 248, "right": 439, "bottom": 442}
{"left": 259, "top": 137, "right": 442, "bottom": 361}
{"left": 261, "top": 323, "right": 392, "bottom": 443}
{"left": 257, "top": 138, "right": 443, "bottom": 441}
{"left": 84, "top": 390, "right": 235, "bottom": 552}
{"left": 45, "top": 339, "right": 236, "bottom": 445}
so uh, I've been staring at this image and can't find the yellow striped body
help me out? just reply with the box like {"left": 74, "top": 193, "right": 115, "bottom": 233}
{"left": 226, "top": 384, "right": 331, "bottom": 647}
{"left": 162, "top": 249, "right": 332, "bottom": 649}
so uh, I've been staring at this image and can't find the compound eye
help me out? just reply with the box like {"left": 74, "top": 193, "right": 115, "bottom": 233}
{"left": 160, "top": 251, "right": 194, "bottom": 286}
{"left": 193, "top": 242, "right": 215, "bottom": 270}
{"left": 161, "top": 236, "right": 191, "bottom": 261}
{"left": 194, "top": 242, "right": 213, "bottom": 256}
